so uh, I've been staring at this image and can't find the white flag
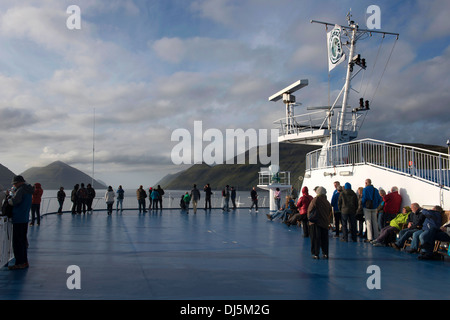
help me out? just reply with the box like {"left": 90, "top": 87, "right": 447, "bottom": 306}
{"left": 327, "top": 25, "right": 346, "bottom": 72}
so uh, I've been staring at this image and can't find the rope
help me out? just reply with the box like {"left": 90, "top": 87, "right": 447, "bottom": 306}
{"left": 362, "top": 35, "right": 384, "bottom": 98}
{"left": 371, "top": 37, "right": 398, "bottom": 105}
{"left": 359, "top": 37, "right": 398, "bottom": 130}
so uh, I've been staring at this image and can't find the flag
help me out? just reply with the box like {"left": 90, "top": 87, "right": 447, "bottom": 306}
{"left": 327, "top": 25, "right": 346, "bottom": 72}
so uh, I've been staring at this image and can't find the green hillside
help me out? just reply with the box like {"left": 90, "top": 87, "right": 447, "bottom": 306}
{"left": 159, "top": 143, "right": 318, "bottom": 190}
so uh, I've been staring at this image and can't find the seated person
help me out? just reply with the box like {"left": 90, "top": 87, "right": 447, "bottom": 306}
{"left": 267, "top": 196, "right": 295, "bottom": 222}
{"left": 406, "top": 206, "right": 443, "bottom": 253}
{"left": 179, "top": 195, "right": 186, "bottom": 210}
{"left": 372, "top": 206, "right": 411, "bottom": 246}
{"left": 418, "top": 218, "right": 450, "bottom": 259}
{"left": 285, "top": 187, "right": 313, "bottom": 236}
{"left": 182, "top": 192, "right": 191, "bottom": 212}
{"left": 392, "top": 203, "right": 424, "bottom": 249}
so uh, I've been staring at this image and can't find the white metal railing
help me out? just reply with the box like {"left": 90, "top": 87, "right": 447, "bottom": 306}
{"left": 258, "top": 170, "right": 291, "bottom": 186}
{"left": 0, "top": 217, "right": 13, "bottom": 267}
{"left": 274, "top": 109, "right": 367, "bottom": 138}
{"left": 306, "top": 138, "right": 450, "bottom": 187}
{"left": 0, "top": 192, "right": 270, "bottom": 267}
{"left": 273, "top": 110, "right": 328, "bottom": 136}
{"left": 37, "top": 192, "right": 270, "bottom": 216}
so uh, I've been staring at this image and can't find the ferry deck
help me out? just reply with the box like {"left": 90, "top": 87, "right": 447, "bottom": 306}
{"left": 1, "top": 208, "right": 448, "bottom": 301}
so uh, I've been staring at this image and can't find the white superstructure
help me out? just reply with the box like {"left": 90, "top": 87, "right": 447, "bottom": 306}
{"left": 270, "top": 13, "right": 450, "bottom": 209}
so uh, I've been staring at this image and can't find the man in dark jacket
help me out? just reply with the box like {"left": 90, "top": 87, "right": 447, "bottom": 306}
{"left": 86, "top": 184, "right": 96, "bottom": 213}
{"left": 204, "top": 184, "right": 212, "bottom": 210}
{"left": 249, "top": 187, "right": 258, "bottom": 212}
{"left": 8, "top": 175, "right": 34, "bottom": 270}
{"left": 406, "top": 206, "right": 442, "bottom": 253}
{"left": 190, "top": 184, "right": 201, "bottom": 213}
{"left": 392, "top": 203, "right": 424, "bottom": 249}
{"left": 338, "top": 182, "right": 358, "bottom": 242}
{"left": 307, "top": 187, "right": 332, "bottom": 259}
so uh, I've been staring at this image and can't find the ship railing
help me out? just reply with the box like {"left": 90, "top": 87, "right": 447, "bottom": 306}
{"left": 37, "top": 192, "right": 270, "bottom": 216}
{"left": 306, "top": 138, "right": 450, "bottom": 188}
{"left": 1, "top": 192, "right": 270, "bottom": 266}
{"left": 0, "top": 217, "right": 13, "bottom": 267}
{"left": 274, "top": 109, "right": 366, "bottom": 137}
{"left": 258, "top": 170, "right": 291, "bottom": 186}
{"left": 273, "top": 111, "right": 328, "bottom": 136}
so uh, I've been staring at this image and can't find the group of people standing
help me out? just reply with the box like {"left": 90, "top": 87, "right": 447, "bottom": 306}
{"left": 69, "top": 183, "right": 97, "bottom": 215}
{"left": 180, "top": 184, "right": 259, "bottom": 214}
{"left": 268, "top": 179, "right": 449, "bottom": 260}
{"left": 135, "top": 185, "right": 165, "bottom": 213}
{"left": 180, "top": 183, "right": 224, "bottom": 213}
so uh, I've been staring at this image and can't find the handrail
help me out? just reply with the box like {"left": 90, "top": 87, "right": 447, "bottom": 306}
{"left": 0, "top": 217, "right": 13, "bottom": 267}
{"left": 1, "top": 192, "right": 271, "bottom": 266}
{"left": 38, "top": 192, "right": 270, "bottom": 216}
{"left": 258, "top": 171, "right": 291, "bottom": 186}
{"left": 306, "top": 138, "right": 450, "bottom": 187}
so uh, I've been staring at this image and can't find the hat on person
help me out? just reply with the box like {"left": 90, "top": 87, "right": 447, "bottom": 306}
{"left": 12, "top": 175, "right": 25, "bottom": 184}
{"left": 344, "top": 182, "right": 352, "bottom": 190}
{"left": 316, "top": 186, "right": 327, "bottom": 195}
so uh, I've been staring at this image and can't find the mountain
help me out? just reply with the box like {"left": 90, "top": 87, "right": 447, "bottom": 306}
{"left": 20, "top": 161, "right": 107, "bottom": 190}
{"left": 157, "top": 141, "right": 449, "bottom": 191}
{"left": 0, "top": 163, "right": 16, "bottom": 189}
{"left": 158, "top": 143, "right": 318, "bottom": 191}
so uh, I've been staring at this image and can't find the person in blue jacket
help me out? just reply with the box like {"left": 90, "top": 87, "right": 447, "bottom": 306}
{"left": 361, "top": 179, "right": 383, "bottom": 242}
{"left": 8, "top": 175, "right": 34, "bottom": 270}
{"left": 330, "top": 182, "right": 342, "bottom": 238}
{"left": 406, "top": 206, "right": 442, "bottom": 253}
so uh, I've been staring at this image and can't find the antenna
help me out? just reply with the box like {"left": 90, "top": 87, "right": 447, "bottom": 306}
{"left": 92, "top": 107, "right": 95, "bottom": 187}
{"left": 269, "top": 80, "right": 308, "bottom": 135}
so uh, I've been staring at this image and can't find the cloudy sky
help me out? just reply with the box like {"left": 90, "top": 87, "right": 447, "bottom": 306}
{"left": 0, "top": 0, "right": 449, "bottom": 189}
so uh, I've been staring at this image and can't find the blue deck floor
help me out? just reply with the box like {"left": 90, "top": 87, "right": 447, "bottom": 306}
{"left": 0, "top": 208, "right": 449, "bottom": 301}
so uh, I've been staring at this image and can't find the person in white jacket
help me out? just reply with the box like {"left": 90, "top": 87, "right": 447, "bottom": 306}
{"left": 104, "top": 186, "right": 115, "bottom": 215}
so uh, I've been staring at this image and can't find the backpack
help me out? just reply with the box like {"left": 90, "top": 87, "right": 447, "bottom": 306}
{"left": 222, "top": 189, "right": 226, "bottom": 197}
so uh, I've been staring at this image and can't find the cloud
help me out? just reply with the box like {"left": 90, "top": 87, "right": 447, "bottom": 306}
{"left": 190, "top": 0, "right": 238, "bottom": 27}
{"left": 0, "top": 107, "right": 38, "bottom": 129}
{"left": 0, "top": 0, "right": 449, "bottom": 188}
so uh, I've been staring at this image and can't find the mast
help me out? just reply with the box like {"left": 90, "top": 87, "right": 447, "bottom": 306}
{"left": 339, "top": 18, "right": 357, "bottom": 133}
{"left": 271, "top": 14, "right": 399, "bottom": 148}
{"left": 311, "top": 14, "right": 399, "bottom": 145}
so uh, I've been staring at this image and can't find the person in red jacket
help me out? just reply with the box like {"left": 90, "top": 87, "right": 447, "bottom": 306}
{"left": 30, "top": 183, "right": 43, "bottom": 226}
{"left": 295, "top": 186, "right": 313, "bottom": 237}
{"left": 380, "top": 186, "right": 402, "bottom": 228}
